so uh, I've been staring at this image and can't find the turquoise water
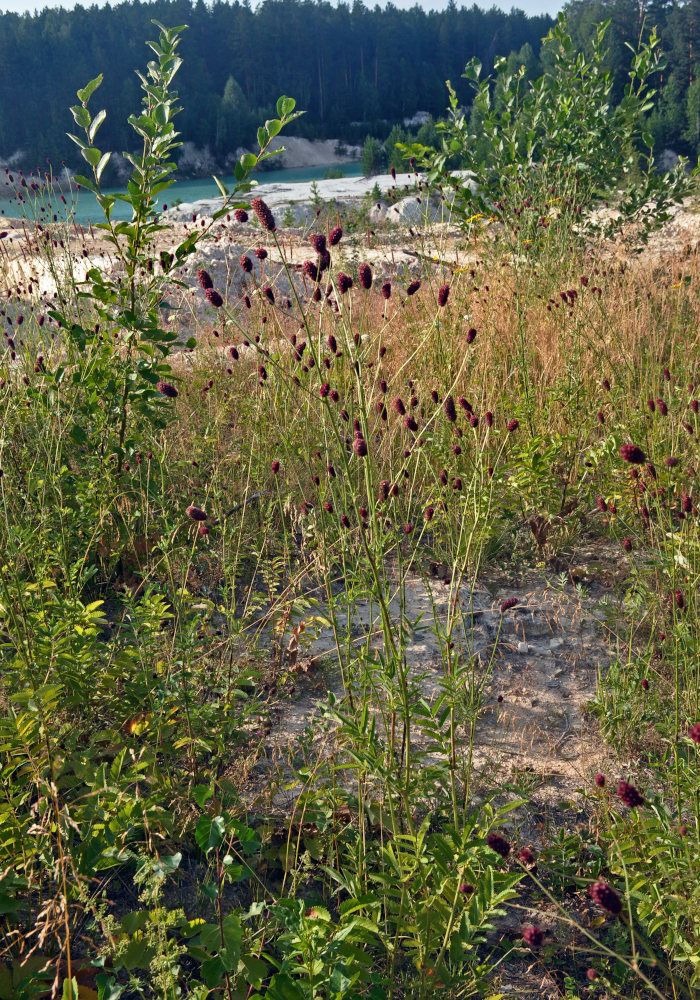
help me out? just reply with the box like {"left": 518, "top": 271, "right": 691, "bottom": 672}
{"left": 0, "top": 161, "right": 362, "bottom": 227}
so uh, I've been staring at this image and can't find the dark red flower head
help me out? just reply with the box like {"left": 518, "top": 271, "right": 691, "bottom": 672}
{"left": 466, "top": 327, "right": 477, "bottom": 344}
{"left": 239, "top": 255, "right": 253, "bottom": 273}
{"left": 353, "top": 435, "right": 368, "bottom": 457}
{"left": 205, "top": 288, "right": 223, "bottom": 308}
{"left": 407, "top": 280, "right": 421, "bottom": 296}
{"left": 438, "top": 283, "right": 450, "bottom": 307}
{"left": 156, "top": 381, "right": 178, "bottom": 398}
{"left": 234, "top": 209, "right": 248, "bottom": 223}
{"left": 329, "top": 226, "right": 343, "bottom": 246}
{"left": 186, "top": 505, "right": 207, "bottom": 522}
{"left": 486, "top": 832, "right": 511, "bottom": 859}
{"left": 358, "top": 263, "right": 372, "bottom": 290}
{"left": 303, "top": 260, "right": 318, "bottom": 282}
{"left": 518, "top": 847, "right": 536, "bottom": 867}
{"left": 622, "top": 537, "right": 632, "bottom": 552}
{"left": 197, "top": 268, "right": 213, "bottom": 289}
{"left": 255, "top": 246, "right": 268, "bottom": 261}
{"left": 337, "top": 272, "right": 353, "bottom": 294}
{"left": 617, "top": 781, "right": 644, "bottom": 808}
{"left": 381, "top": 282, "right": 392, "bottom": 300}
{"left": 689, "top": 723, "right": 700, "bottom": 743}
{"left": 500, "top": 597, "right": 518, "bottom": 613}
{"left": 443, "top": 395, "right": 457, "bottom": 422}
{"left": 589, "top": 881, "right": 622, "bottom": 916}
{"left": 507, "top": 418, "right": 519, "bottom": 432}
{"left": 594, "top": 773, "right": 606, "bottom": 787}
{"left": 251, "top": 196, "right": 276, "bottom": 232}
{"left": 309, "top": 233, "right": 327, "bottom": 253}
{"left": 522, "top": 925, "right": 544, "bottom": 948}
{"left": 620, "top": 444, "right": 646, "bottom": 464}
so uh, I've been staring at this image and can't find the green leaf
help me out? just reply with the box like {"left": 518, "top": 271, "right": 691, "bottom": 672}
{"left": 193, "top": 784, "right": 212, "bottom": 808}
{"left": 266, "top": 973, "right": 306, "bottom": 1000}
{"left": 62, "top": 978, "right": 79, "bottom": 1000}
{"left": 277, "top": 95, "right": 296, "bottom": 117}
{"left": 82, "top": 146, "right": 103, "bottom": 168}
{"left": 213, "top": 174, "right": 229, "bottom": 198}
{"left": 69, "top": 424, "right": 89, "bottom": 446}
{"left": 96, "top": 152, "right": 112, "bottom": 183}
{"left": 257, "top": 126, "right": 269, "bottom": 148}
{"left": 89, "top": 109, "right": 107, "bottom": 143}
{"left": 77, "top": 73, "right": 103, "bottom": 104}
{"left": 266, "top": 118, "right": 282, "bottom": 139}
{"left": 71, "top": 105, "right": 91, "bottom": 129}
{"left": 96, "top": 974, "right": 125, "bottom": 1000}
{"left": 241, "top": 954, "right": 269, "bottom": 989}
{"left": 195, "top": 814, "right": 225, "bottom": 854}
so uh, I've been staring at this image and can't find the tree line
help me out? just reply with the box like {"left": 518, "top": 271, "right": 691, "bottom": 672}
{"left": 0, "top": 0, "right": 698, "bottom": 183}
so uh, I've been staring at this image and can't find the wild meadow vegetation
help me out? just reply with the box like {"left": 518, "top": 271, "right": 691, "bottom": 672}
{"left": 4, "top": 16, "right": 700, "bottom": 1000}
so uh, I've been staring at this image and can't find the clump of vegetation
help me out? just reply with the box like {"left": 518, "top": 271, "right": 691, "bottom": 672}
{"left": 3, "top": 17, "right": 700, "bottom": 1000}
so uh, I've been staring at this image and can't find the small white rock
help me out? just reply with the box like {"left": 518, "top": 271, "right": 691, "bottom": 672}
{"left": 549, "top": 637, "right": 564, "bottom": 649}
{"left": 517, "top": 640, "right": 529, "bottom": 654}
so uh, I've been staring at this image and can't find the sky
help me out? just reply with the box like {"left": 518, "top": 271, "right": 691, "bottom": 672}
{"left": 0, "top": 0, "right": 564, "bottom": 19}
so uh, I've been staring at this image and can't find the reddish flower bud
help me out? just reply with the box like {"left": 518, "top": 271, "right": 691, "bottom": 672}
{"left": 358, "top": 262, "right": 372, "bottom": 290}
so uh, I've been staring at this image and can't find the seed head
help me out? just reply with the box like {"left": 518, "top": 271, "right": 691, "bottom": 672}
{"left": 589, "top": 881, "right": 622, "bottom": 916}
{"left": 617, "top": 781, "right": 644, "bottom": 808}
{"left": 251, "top": 196, "right": 276, "bottom": 232}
